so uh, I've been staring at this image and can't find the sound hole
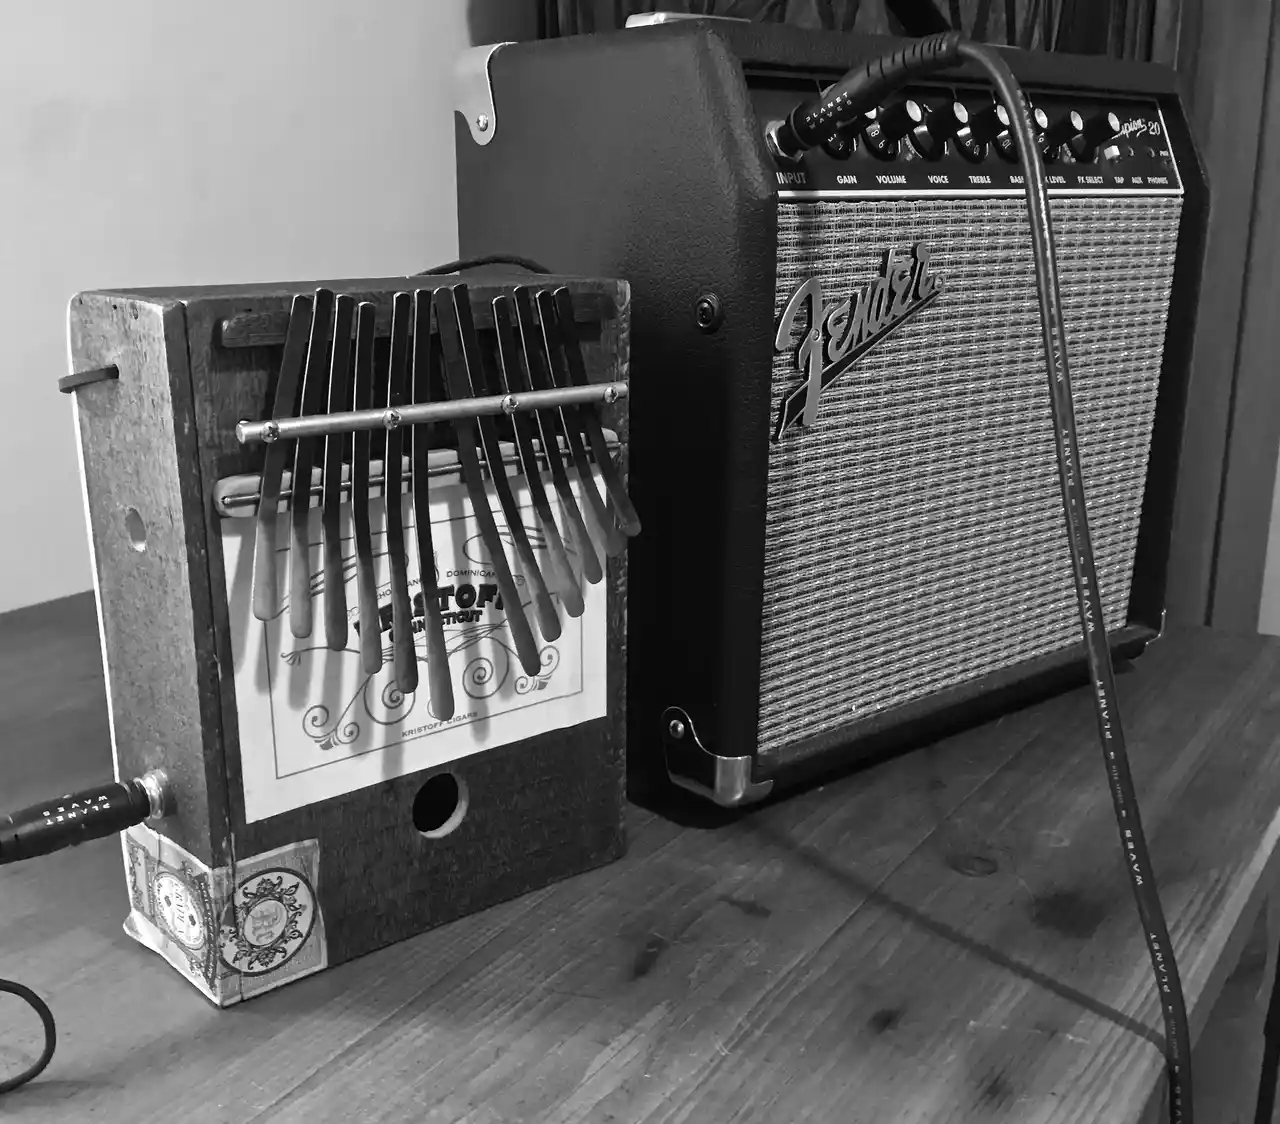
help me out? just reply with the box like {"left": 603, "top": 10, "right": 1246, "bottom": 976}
{"left": 412, "top": 772, "right": 468, "bottom": 839}
{"left": 124, "top": 508, "right": 147, "bottom": 552}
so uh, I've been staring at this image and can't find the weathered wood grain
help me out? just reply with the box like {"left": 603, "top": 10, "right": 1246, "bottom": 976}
{"left": 66, "top": 293, "right": 230, "bottom": 867}
{"left": 1, "top": 602, "right": 1278, "bottom": 1122}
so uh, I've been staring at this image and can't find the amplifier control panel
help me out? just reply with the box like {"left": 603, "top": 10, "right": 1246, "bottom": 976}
{"left": 753, "top": 78, "right": 1182, "bottom": 198}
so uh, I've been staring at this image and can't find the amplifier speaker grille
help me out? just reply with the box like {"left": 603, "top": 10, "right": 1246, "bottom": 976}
{"left": 760, "top": 196, "right": 1182, "bottom": 758}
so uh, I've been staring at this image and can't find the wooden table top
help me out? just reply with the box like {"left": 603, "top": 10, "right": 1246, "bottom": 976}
{"left": 2, "top": 593, "right": 1280, "bottom": 1123}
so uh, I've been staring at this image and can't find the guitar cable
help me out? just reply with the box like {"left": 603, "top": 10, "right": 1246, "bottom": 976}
{"left": 0, "top": 771, "right": 168, "bottom": 1094}
{"left": 413, "top": 254, "right": 552, "bottom": 277}
{"left": 769, "top": 32, "right": 1193, "bottom": 1124}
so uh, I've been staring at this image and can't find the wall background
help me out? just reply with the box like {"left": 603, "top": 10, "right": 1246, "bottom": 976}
{"left": 0, "top": 0, "right": 492, "bottom": 614}
{"left": 8, "top": 2, "right": 1279, "bottom": 638}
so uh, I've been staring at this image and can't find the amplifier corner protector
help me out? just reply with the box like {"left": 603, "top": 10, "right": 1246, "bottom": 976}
{"left": 660, "top": 707, "right": 773, "bottom": 809}
{"left": 454, "top": 42, "right": 512, "bottom": 147}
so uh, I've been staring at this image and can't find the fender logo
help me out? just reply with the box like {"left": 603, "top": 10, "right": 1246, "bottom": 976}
{"left": 773, "top": 243, "right": 944, "bottom": 441}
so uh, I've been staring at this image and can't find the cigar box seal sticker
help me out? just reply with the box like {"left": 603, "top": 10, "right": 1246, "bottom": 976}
{"left": 217, "top": 838, "right": 327, "bottom": 1001}
{"left": 122, "top": 826, "right": 326, "bottom": 1006}
{"left": 221, "top": 476, "right": 608, "bottom": 824}
{"left": 123, "top": 825, "right": 222, "bottom": 1001}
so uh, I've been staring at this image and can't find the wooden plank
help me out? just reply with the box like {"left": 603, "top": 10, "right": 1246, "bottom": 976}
{"left": 1210, "top": 0, "right": 1280, "bottom": 631}
{"left": 65, "top": 292, "right": 230, "bottom": 868}
{"left": 0, "top": 596, "right": 1038, "bottom": 1121}
{"left": 3, "top": 601, "right": 1280, "bottom": 1122}
{"left": 637, "top": 634, "right": 1280, "bottom": 1124}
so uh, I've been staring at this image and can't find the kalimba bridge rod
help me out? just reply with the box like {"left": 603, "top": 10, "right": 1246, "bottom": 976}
{"left": 235, "top": 382, "right": 629, "bottom": 445}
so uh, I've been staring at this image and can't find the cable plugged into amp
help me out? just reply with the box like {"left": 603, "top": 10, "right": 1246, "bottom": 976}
{"left": 766, "top": 34, "right": 1193, "bottom": 1124}
{"left": 766, "top": 32, "right": 965, "bottom": 162}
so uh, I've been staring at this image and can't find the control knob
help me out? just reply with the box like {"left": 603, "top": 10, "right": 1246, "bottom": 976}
{"left": 861, "top": 99, "right": 924, "bottom": 160}
{"left": 972, "top": 104, "right": 1049, "bottom": 162}
{"left": 1043, "top": 111, "right": 1085, "bottom": 161}
{"left": 1069, "top": 112, "right": 1122, "bottom": 162}
{"left": 910, "top": 101, "right": 977, "bottom": 161}
{"left": 821, "top": 128, "right": 856, "bottom": 161}
{"left": 967, "top": 103, "right": 1009, "bottom": 146}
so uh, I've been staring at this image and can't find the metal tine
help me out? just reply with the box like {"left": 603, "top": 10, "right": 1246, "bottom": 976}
{"left": 289, "top": 288, "right": 336, "bottom": 638}
{"left": 384, "top": 292, "right": 418, "bottom": 694}
{"left": 511, "top": 287, "right": 604, "bottom": 586}
{"left": 409, "top": 292, "right": 455, "bottom": 719}
{"left": 551, "top": 286, "right": 641, "bottom": 537}
{"left": 492, "top": 296, "right": 585, "bottom": 618}
{"left": 322, "top": 295, "right": 355, "bottom": 650}
{"left": 530, "top": 288, "right": 628, "bottom": 559}
{"left": 352, "top": 303, "right": 383, "bottom": 675}
{"left": 252, "top": 293, "right": 313, "bottom": 622}
{"left": 452, "top": 296, "right": 562, "bottom": 644}
{"left": 433, "top": 285, "right": 543, "bottom": 678}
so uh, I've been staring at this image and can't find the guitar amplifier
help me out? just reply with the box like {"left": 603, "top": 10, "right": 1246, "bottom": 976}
{"left": 454, "top": 20, "right": 1208, "bottom": 807}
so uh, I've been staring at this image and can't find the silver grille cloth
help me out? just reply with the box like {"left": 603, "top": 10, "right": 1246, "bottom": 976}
{"left": 760, "top": 196, "right": 1182, "bottom": 758}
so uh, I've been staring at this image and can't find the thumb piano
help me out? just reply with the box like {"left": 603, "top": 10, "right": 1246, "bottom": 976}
{"left": 64, "top": 272, "right": 635, "bottom": 1005}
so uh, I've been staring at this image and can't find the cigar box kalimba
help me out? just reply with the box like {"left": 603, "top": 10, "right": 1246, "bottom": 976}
{"left": 63, "top": 271, "right": 637, "bottom": 1005}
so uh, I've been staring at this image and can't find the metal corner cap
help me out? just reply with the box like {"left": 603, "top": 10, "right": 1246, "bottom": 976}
{"left": 661, "top": 706, "right": 773, "bottom": 808}
{"left": 454, "top": 42, "right": 512, "bottom": 146}
{"left": 706, "top": 755, "right": 774, "bottom": 808}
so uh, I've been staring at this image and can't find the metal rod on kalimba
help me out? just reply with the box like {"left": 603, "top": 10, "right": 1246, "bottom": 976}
{"left": 290, "top": 288, "right": 336, "bottom": 639}
{"left": 322, "top": 295, "right": 356, "bottom": 651}
{"left": 492, "top": 296, "right": 585, "bottom": 617}
{"left": 551, "top": 286, "right": 642, "bottom": 539}
{"left": 528, "top": 288, "right": 627, "bottom": 559}
{"left": 434, "top": 285, "right": 543, "bottom": 679}
{"left": 234, "top": 382, "right": 628, "bottom": 445}
{"left": 251, "top": 294, "right": 313, "bottom": 622}
{"left": 511, "top": 288, "right": 603, "bottom": 586}
{"left": 351, "top": 302, "right": 383, "bottom": 675}
{"left": 409, "top": 291, "right": 455, "bottom": 719}
{"left": 452, "top": 294, "right": 561, "bottom": 644}
{"left": 384, "top": 293, "right": 418, "bottom": 693}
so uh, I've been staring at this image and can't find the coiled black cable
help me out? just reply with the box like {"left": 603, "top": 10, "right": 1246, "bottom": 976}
{"left": 1, "top": 775, "right": 162, "bottom": 1095}
{"left": 0, "top": 980, "right": 55, "bottom": 1094}
{"left": 773, "top": 33, "right": 1192, "bottom": 1124}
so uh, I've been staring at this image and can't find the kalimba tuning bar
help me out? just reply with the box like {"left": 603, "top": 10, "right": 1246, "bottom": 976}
{"left": 235, "top": 382, "right": 628, "bottom": 445}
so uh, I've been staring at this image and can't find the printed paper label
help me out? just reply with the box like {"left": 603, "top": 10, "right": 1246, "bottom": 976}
{"left": 122, "top": 827, "right": 223, "bottom": 1002}
{"left": 215, "top": 838, "right": 327, "bottom": 1000}
{"left": 222, "top": 476, "right": 607, "bottom": 823}
{"left": 121, "top": 826, "right": 327, "bottom": 1006}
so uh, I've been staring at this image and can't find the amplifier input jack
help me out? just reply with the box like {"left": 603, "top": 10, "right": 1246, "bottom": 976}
{"left": 765, "top": 120, "right": 802, "bottom": 164}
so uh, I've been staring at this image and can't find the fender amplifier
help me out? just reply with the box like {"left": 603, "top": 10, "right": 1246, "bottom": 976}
{"left": 454, "top": 20, "right": 1208, "bottom": 807}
